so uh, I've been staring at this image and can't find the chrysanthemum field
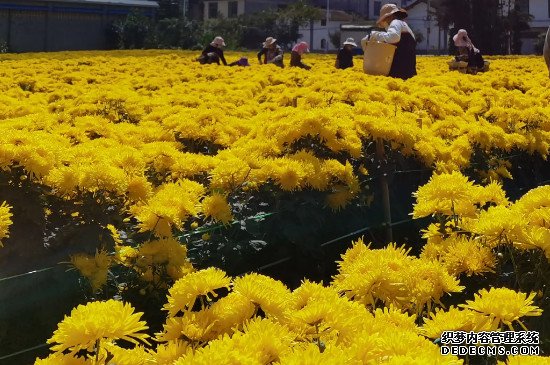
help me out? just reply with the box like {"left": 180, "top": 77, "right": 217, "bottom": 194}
{"left": 0, "top": 51, "right": 549, "bottom": 364}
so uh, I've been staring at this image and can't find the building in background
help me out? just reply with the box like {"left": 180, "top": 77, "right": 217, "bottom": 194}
{"left": 297, "top": 8, "right": 356, "bottom": 51}
{"left": 314, "top": 0, "right": 449, "bottom": 54}
{"left": 517, "top": 0, "right": 550, "bottom": 53}
{"left": 403, "top": 0, "right": 448, "bottom": 54}
{"left": 0, "top": 0, "right": 158, "bottom": 52}
{"left": 200, "top": 0, "right": 291, "bottom": 21}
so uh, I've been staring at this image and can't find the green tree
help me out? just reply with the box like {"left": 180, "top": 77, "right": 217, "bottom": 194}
{"left": 432, "top": 0, "right": 506, "bottom": 55}
{"left": 113, "top": 10, "right": 153, "bottom": 49}
{"left": 155, "top": 18, "right": 202, "bottom": 49}
{"left": 276, "top": 1, "right": 321, "bottom": 47}
{"left": 329, "top": 31, "right": 341, "bottom": 49}
{"left": 202, "top": 1, "right": 320, "bottom": 50}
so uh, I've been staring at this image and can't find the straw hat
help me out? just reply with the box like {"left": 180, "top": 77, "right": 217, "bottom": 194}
{"left": 263, "top": 37, "right": 277, "bottom": 47}
{"left": 211, "top": 36, "right": 226, "bottom": 47}
{"left": 343, "top": 38, "right": 358, "bottom": 47}
{"left": 377, "top": 4, "right": 407, "bottom": 25}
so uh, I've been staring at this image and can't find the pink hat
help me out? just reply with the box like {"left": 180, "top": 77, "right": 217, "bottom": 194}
{"left": 453, "top": 29, "right": 471, "bottom": 48}
{"left": 292, "top": 42, "right": 309, "bottom": 55}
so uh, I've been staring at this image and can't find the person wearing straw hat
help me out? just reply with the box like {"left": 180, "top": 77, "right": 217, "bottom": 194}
{"left": 335, "top": 37, "right": 357, "bottom": 69}
{"left": 363, "top": 4, "right": 416, "bottom": 79}
{"left": 257, "top": 37, "right": 284, "bottom": 68}
{"left": 453, "top": 29, "right": 484, "bottom": 70}
{"left": 290, "top": 41, "right": 311, "bottom": 70}
{"left": 198, "top": 36, "right": 228, "bottom": 65}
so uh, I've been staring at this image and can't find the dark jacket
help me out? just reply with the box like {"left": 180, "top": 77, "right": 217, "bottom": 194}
{"left": 200, "top": 44, "right": 227, "bottom": 65}
{"left": 290, "top": 51, "right": 311, "bottom": 70}
{"left": 257, "top": 46, "right": 284, "bottom": 67}
{"left": 336, "top": 48, "right": 353, "bottom": 69}
{"left": 389, "top": 32, "right": 416, "bottom": 80}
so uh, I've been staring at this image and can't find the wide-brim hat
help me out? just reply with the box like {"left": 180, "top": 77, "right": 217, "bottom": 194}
{"left": 292, "top": 42, "right": 309, "bottom": 55}
{"left": 343, "top": 37, "right": 357, "bottom": 47}
{"left": 377, "top": 4, "right": 407, "bottom": 25}
{"left": 211, "top": 36, "right": 226, "bottom": 47}
{"left": 263, "top": 37, "right": 277, "bottom": 47}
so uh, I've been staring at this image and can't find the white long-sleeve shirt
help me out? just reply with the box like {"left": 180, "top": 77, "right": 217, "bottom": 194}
{"left": 362, "top": 19, "right": 415, "bottom": 45}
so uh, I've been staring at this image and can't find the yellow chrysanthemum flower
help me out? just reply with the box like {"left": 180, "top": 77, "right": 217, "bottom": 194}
{"left": 47, "top": 300, "right": 149, "bottom": 354}
{"left": 106, "top": 224, "right": 123, "bottom": 245}
{"left": 101, "top": 342, "right": 153, "bottom": 365}
{"left": 0, "top": 201, "right": 13, "bottom": 247}
{"left": 374, "top": 305, "right": 419, "bottom": 334}
{"left": 232, "top": 273, "right": 292, "bottom": 319}
{"left": 164, "top": 268, "right": 231, "bottom": 316}
{"left": 412, "top": 171, "right": 479, "bottom": 218}
{"left": 132, "top": 236, "right": 194, "bottom": 281}
{"left": 150, "top": 340, "right": 191, "bottom": 365}
{"left": 34, "top": 352, "right": 88, "bottom": 365}
{"left": 423, "top": 235, "right": 497, "bottom": 277}
{"left": 131, "top": 179, "right": 205, "bottom": 237}
{"left": 69, "top": 249, "right": 112, "bottom": 292}
{"left": 459, "top": 288, "right": 543, "bottom": 330}
{"left": 421, "top": 306, "right": 491, "bottom": 339}
{"left": 463, "top": 205, "right": 527, "bottom": 247}
{"left": 201, "top": 193, "right": 233, "bottom": 224}
{"left": 277, "top": 343, "right": 356, "bottom": 365}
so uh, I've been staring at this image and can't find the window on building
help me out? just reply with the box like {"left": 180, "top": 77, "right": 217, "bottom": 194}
{"left": 228, "top": 1, "right": 238, "bottom": 18}
{"left": 321, "top": 39, "right": 326, "bottom": 49}
{"left": 208, "top": 2, "right": 218, "bottom": 19}
{"left": 374, "top": 1, "right": 382, "bottom": 16}
{"left": 321, "top": 18, "right": 327, "bottom": 26}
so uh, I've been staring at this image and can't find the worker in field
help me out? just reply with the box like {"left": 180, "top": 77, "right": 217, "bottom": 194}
{"left": 198, "top": 36, "right": 228, "bottom": 65}
{"left": 290, "top": 41, "right": 311, "bottom": 70}
{"left": 363, "top": 4, "right": 416, "bottom": 79}
{"left": 335, "top": 38, "right": 358, "bottom": 69}
{"left": 257, "top": 37, "right": 284, "bottom": 68}
{"left": 453, "top": 29, "right": 485, "bottom": 70}
{"left": 544, "top": 26, "right": 550, "bottom": 78}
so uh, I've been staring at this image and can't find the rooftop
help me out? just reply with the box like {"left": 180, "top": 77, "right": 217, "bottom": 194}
{"left": 7, "top": 0, "right": 159, "bottom": 7}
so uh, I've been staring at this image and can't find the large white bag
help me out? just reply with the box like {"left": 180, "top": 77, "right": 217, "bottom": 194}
{"left": 362, "top": 40, "right": 396, "bottom": 76}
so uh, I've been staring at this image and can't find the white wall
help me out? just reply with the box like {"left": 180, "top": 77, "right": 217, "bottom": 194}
{"left": 298, "top": 20, "right": 342, "bottom": 51}
{"left": 520, "top": 0, "right": 550, "bottom": 53}
{"left": 529, "top": 0, "right": 550, "bottom": 27}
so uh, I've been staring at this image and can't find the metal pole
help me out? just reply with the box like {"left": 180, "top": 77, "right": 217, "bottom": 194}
{"left": 376, "top": 138, "right": 393, "bottom": 243}
{"left": 182, "top": 0, "right": 187, "bottom": 18}
{"left": 426, "top": 0, "right": 430, "bottom": 54}
{"left": 326, "top": 0, "right": 330, "bottom": 52}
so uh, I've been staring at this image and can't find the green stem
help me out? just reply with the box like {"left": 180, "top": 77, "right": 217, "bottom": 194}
{"left": 95, "top": 339, "right": 101, "bottom": 364}
{"left": 315, "top": 323, "right": 323, "bottom": 352}
{"left": 505, "top": 241, "right": 521, "bottom": 290}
